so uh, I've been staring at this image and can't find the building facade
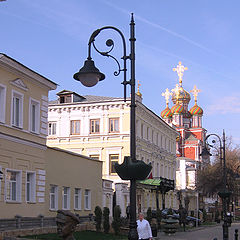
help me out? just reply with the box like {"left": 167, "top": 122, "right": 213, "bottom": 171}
{"left": 0, "top": 53, "right": 56, "bottom": 218}
{"left": 47, "top": 88, "right": 178, "bottom": 214}
{"left": 0, "top": 54, "right": 103, "bottom": 219}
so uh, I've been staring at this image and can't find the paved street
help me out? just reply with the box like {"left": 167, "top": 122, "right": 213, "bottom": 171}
{"left": 156, "top": 222, "right": 240, "bottom": 240}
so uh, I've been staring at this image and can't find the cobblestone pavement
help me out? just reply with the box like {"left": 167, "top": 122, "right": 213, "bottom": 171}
{"left": 154, "top": 222, "right": 240, "bottom": 240}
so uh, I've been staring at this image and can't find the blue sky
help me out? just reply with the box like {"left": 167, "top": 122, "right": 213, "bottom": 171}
{"left": 1, "top": 0, "right": 240, "bottom": 145}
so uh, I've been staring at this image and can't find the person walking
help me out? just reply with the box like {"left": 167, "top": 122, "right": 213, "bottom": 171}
{"left": 137, "top": 212, "right": 152, "bottom": 240}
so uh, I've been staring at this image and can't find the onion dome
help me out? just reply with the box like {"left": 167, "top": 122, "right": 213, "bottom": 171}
{"left": 189, "top": 103, "right": 203, "bottom": 115}
{"left": 172, "top": 86, "right": 191, "bottom": 104}
{"left": 161, "top": 106, "right": 172, "bottom": 119}
{"left": 171, "top": 104, "right": 184, "bottom": 114}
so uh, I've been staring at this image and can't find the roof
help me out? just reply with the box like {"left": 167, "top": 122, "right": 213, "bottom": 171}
{"left": 185, "top": 132, "right": 198, "bottom": 141}
{"left": 0, "top": 53, "right": 57, "bottom": 90}
{"left": 138, "top": 179, "right": 161, "bottom": 186}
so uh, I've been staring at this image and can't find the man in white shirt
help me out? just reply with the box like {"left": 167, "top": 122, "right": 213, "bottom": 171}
{"left": 137, "top": 212, "right": 153, "bottom": 240}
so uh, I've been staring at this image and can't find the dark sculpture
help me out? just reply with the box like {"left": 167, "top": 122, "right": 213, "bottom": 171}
{"left": 56, "top": 210, "right": 80, "bottom": 240}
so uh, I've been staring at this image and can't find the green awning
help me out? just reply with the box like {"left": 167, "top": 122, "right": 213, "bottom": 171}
{"left": 138, "top": 179, "right": 161, "bottom": 186}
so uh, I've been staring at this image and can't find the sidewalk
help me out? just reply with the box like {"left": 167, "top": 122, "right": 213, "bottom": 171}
{"left": 153, "top": 222, "right": 240, "bottom": 240}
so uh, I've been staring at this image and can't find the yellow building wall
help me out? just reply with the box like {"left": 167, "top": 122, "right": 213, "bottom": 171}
{"left": 45, "top": 147, "right": 102, "bottom": 217}
{"left": 0, "top": 67, "right": 49, "bottom": 145}
{"left": 0, "top": 136, "right": 46, "bottom": 218}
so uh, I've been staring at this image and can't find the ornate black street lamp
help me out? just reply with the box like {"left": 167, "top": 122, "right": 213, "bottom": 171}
{"left": 73, "top": 14, "right": 152, "bottom": 240}
{"left": 201, "top": 130, "right": 231, "bottom": 240}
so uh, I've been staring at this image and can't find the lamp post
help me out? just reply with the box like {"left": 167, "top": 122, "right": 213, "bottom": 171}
{"left": 201, "top": 130, "right": 231, "bottom": 240}
{"left": 0, "top": 170, "right": 3, "bottom": 180}
{"left": 73, "top": 14, "right": 151, "bottom": 240}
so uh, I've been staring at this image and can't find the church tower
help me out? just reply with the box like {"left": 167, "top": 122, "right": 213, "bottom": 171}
{"left": 161, "top": 62, "right": 207, "bottom": 191}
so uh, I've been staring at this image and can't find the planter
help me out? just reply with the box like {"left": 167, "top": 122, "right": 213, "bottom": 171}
{"left": 162, "top": 216, "right": 179, "bottom": 235}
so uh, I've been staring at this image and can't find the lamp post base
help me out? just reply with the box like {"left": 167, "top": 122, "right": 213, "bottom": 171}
{"left": 128, "top": 222, "right": 138, "bottom": 240}
{"left": 223, "top": 221, "right": 229, "bottom": 240}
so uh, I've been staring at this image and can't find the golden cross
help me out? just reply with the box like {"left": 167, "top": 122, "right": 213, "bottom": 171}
{"left": 137, "top": 80, "right": 141, "bottom": 93}
{"left": 161, "top": 88, "right": 172, "bottom": 106}
{"left": 171, "top": 84, "right": 181, "bottom": 101}
{"left": 190, "top": 85, "right": 201, "bottom": 103}
{"left": 173, "top": 61, "right": 188, "bottom": 87}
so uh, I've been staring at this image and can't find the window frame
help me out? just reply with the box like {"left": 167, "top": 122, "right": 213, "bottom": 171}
{"left": 109, "top": 154, "right": 119, "bottom": 175}
{"left": 70, "top": 120, "right": 80, "bottom": 135}
{"left": 109, "top": 118, "right": 119, "bottom": 133}
{"left": 90, "top": 119, "right": 100, "bottom": 134}
{"left": 84, "top": 189, "right": 91, "bottom": 210}
{"left": 62, "top": 186, "right": 70, "bottom": 210}
{"left": 11, "top": 90, "right": 24, "bottom": 128}
{"left": 89, "top": 154, "right": 100, "bottom": 160}
{"left": 49, "top": 185, "right": 58, "bottom": 211}
{"left": 26, "top": 171, "right": 36, "bottom": 203}
{"left": 29, "top": 98, "right": 40, "bottom": 134}
{"left": 48, "top": 122, "right": 57, "bottom": 136}
{"left": 74, "top": 188, "right": 82, "bottom": 210}
{"left": 0, "top": 83, "right": 6, "bottom": 123}
{"left": 5, "top": 169, "right": 22, "bottom": 203}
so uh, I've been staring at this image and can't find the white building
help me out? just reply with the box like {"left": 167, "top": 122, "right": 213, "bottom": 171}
{"left": 47, "top": 89, "right": 178, "bottom": 214}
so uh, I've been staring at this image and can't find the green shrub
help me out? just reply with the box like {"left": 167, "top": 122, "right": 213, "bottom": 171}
{"left": 94, "top": 206, "right": 102, "bottom": 232}
{"left": 103, "top": 207, "right": 110, "bottom": 234}
{"left": 203, "top": 209, "right": 207, "bottom": 222}
{"left": 112, "top": 205, "right": 122, "bottom": 235}
{"left": 146, "top": 207, "right": 152, "bottom": 224}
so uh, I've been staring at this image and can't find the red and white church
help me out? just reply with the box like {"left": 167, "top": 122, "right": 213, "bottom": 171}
{"left": 161, "top": 62, "right": 208, "bottom": 210}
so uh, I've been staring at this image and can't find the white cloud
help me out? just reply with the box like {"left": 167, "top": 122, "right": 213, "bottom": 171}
{"left": 206, "top": 95, "right": 240, "bottom": 115}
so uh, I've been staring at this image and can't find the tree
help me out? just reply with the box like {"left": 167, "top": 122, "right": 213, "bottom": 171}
{"left": 112, "top": 205, "right": 121, "bottom": 235}
{"left": 103, "top": 207, "right": 110, "bottom": 234}
{"left": 94, "top": 206, "right": 102, "bottom": 232}
{"left": 197, "top": 140, "right": 240, "bottom": 197}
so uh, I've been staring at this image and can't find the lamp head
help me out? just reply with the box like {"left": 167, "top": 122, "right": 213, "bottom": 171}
{"left": 73, "top": 59, "right": 105, "bottom": 87}
{"left": 200, "top": 147, "right": 212, "bottom": 161}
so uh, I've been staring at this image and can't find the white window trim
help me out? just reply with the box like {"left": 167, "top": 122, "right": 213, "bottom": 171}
{"left": 0, "top": 83, "right": 6, "bottom": 123}
{"left": 25, "top": 171, "right": 36, "bottom": 203}
{"left": 48, "top": 121, "right": 57, "bottom": 136}
{"left": 74, "top": 188, "right": 82, "bottom": 210}
{"left": 0, "top": 166, "right": 2, "bottom": 200}
{"left": 5, "top": 168, "right": 22, "bottom": 203}
{"left": 84, "top": 189, "right": 91, "bottom": 210}
{"left": 29, "top": 97, "right": 40, "bottom": 134}
{"left": 11, "top": 90, "right": 24, "bottom": 128}
{"left": 49, "top": 185, "right": 58, "bottom": 211}
{"left": 62, "top": 186, "right": 70, "bottom": 210}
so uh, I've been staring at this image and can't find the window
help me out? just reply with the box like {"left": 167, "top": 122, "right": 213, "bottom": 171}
{"left": 90, "top": 119, "right": 100, "bottom": 134}
{"left": 84, "top": 189, "right": 91, "bottom": 210}
{"left": 50, "top": 185, "right": 58, "bottom": 210}
{"left": 0, "top": 84, "right": 6, "bottom": 123}
{"left": 5, "top": 170, "right": 21, "bottom": 202}
{"left": 29, "top": 98, "right": 40, "bottom": 133}
{"left": 26, "top": 172, "right": 36, "bottom": 202}
{"left": 48, "top": 122, "right": 57, "bottom": 135}
{"left": 62, "top": 187, "right": 70, "bottom": 210}
{"left": 74, "top": 188, "right": 81, "bottom": 210}
{"left": 109, "top": 118, "right": 119, "bottom": 133}
{"left": 12, "top": 91, "right": 23, "bottom": 128}
{"left": 70, "top": 120, "right": 80, "bottom": 135}
{"left": 89, "top": 154, "right": 100, "bottom": 160}
{"left": 60, "top": 95, "right": 72, "bottom": 103}
{"left": 109, "top": 154, "right": 119, "bottom": 174}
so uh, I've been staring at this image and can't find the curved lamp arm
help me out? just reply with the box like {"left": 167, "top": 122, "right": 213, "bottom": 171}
{"left": 87, "top": 25, "right": 129, "bottom": 100}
